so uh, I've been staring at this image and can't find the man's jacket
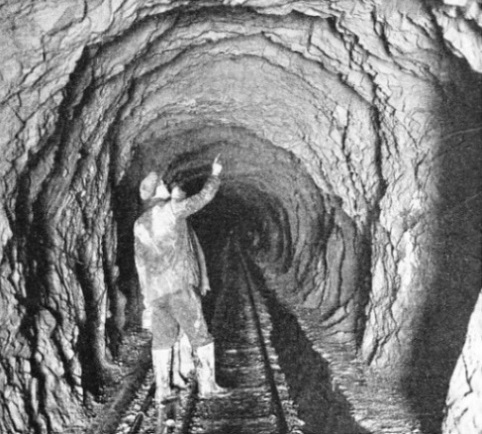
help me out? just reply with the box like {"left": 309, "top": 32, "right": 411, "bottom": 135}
{"left": 134, "top": 176, "right": 220, "bottom": 305}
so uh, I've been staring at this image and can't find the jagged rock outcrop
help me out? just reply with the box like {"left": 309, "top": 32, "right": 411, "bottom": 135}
{"left": 0, "top": 1, "right": 481, "bottom": 432}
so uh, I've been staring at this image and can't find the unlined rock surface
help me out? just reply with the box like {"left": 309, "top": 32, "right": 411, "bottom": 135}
{"left": 0, "top": 1, "right": 481, "bottom": 433}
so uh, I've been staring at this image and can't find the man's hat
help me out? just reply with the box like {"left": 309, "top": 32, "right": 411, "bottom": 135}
{"left": 139, "top": 171, "right": 159, "bottom": 201}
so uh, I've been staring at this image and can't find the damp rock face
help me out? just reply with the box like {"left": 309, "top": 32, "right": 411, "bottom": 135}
{"left": 442, "top": 291, "right": 482, "bottom": 434}
{"left": 0, "top": 1, "right": 482, "bottom": 433}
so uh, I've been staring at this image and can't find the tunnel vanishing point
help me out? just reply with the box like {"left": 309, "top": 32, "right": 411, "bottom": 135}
{"left": 1, "top": 1, "right": 482, "bottom": 433}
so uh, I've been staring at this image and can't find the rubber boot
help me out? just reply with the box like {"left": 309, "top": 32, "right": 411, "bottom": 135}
{"left": 152, "top": 348, "right": 173, "bottom": 403}
{"left": 196, "top": 342, "right": 231, "bottom": 398}
{"left": 152, "top": 348, "right": 176, "bottom": 432}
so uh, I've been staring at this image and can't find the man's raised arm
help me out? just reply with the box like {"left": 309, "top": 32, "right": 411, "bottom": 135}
{"left": 171, "top": 155, "right": 222, "bottom": 218}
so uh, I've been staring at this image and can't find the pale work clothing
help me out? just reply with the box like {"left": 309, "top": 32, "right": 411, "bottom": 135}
{"left": 150, "top": 289, "right": 212, "bottom": 349}
{"left": 134, "top": 175, "right": 220, "bottom": 349}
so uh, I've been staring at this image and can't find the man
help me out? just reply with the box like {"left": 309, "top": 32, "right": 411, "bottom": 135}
{"left": 133, "top": 155, "right": 227, "bottom": 416}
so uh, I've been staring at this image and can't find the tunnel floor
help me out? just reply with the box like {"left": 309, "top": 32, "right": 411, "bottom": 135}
{"left": 86, "top": 249, "right": 436, "bottom": 434}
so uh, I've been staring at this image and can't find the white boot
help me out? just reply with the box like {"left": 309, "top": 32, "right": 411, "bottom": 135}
{"left": 152, "top": 348, "right": 176, "bottom": 433}
{"left": 196, "top": 342, "right": 230, "bottom": 398}
{"left": 152, "top": 348, "right": 173, "bottom": 403}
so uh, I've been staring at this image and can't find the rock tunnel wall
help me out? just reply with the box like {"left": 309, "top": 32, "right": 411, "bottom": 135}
{"left": 0, "top": 1, "right": 482, "bottom": 432}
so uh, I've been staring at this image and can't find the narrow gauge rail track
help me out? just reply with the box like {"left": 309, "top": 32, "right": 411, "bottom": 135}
{"left": 114, "top": 245, "right": 303, "bottom": 434}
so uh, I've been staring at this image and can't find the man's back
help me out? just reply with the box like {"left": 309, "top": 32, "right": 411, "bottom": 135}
{"left": 134, "top": 175, "right": 220, "bottom": 302}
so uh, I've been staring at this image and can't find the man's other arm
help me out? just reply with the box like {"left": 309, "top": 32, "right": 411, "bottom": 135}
{"left": 171, "top": 175, "right": 220, "bottom": 219}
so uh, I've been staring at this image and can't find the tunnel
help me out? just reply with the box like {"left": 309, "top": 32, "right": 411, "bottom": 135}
{"left": 1, "top": 1, "right": 482, "bottom": 433}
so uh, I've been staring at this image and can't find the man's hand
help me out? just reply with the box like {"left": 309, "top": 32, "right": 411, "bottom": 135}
{"left": 212, "top": 154, "right": 222, "bottom": 176}
{"left": 201, "top": 283, "right": 211, "bottom": 296}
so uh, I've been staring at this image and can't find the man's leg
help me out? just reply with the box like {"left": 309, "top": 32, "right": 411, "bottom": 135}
{"left": 151, "top": 299, "right": 179, "bottom": 404}
{"left": 172, "top": 331, "right": 194, "bottom": 389}
{"left": 152, "top": 348, "right": 173, "bottom": 402}
{"left": 196, "top": 341, "right": 230, "bottom": 397}
{"left": 172, "top": 289, "right": 230, "bottom": 398}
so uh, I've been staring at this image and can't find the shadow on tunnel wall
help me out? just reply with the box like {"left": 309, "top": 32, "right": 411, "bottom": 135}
{"left": 401, "top": 61, "right": 482, "bottom": 433}
{"left": 112, "top": 163, "right": 144, "bottom": 328}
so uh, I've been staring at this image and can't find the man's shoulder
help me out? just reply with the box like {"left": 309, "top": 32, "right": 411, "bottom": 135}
{"left": 135, "top": 203, "right": 175, "bottom": 232}
{"left": 137, "top": 201, "right": 169, "bottom": 219}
